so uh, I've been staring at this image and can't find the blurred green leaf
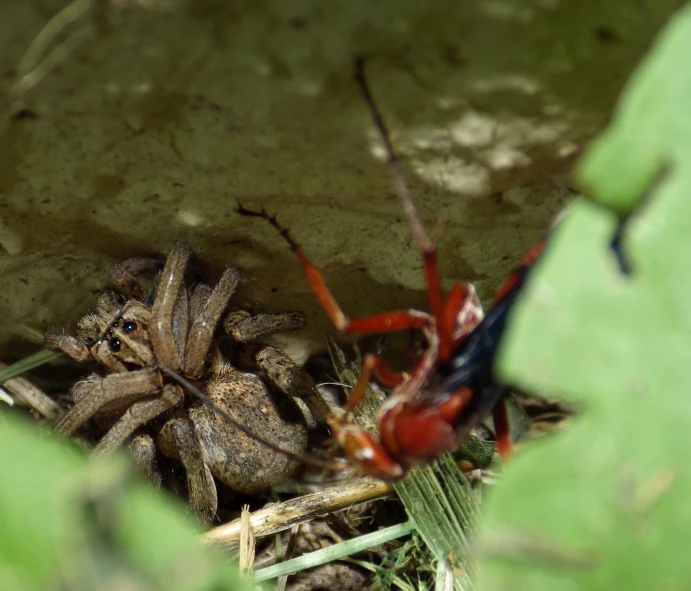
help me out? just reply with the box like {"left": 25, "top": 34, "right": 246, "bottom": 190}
{"left": 0, "top": 414, "right": 254, "bottom": 591}
{"left": 579, "top": 4, "right": 691, "bottom": 215}
{"left": 482, "top": 4, "right": 691, "bottom": 589}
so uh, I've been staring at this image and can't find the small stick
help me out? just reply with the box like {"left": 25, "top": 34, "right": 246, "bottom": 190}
{"left": 0, "top": 362, "right": 63, "bottom": 421}
{"left": 202, "top": 477, "right": 393, "bottom": 548}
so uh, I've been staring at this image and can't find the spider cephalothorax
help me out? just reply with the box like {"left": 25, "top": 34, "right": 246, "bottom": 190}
{"left": 46, "top": 243, "right": 325, "bottom": 520}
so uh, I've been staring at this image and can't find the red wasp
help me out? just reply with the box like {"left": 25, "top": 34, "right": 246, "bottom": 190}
{"left": 238, "top": 59, "right": 545, "bottom": 479}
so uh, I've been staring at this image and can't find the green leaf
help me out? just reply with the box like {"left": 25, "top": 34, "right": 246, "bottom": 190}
{"left": 0, "top": 414, "right": 253, "bottom": 591}
{"left": 579, "top": 4, "right": 691, "bottom": 214}
{"left": 481, "top": 4, "right": 691, "bottom": 589}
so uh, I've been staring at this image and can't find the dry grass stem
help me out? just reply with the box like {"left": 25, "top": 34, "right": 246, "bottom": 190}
{"left": 0, "top": 362, "right": 62, "bottom": 421}
{"left": 202, "top": 477, "right": 392, "bottom": 548}
{"left": 238, "top": 504, "right": 256, "bottom": 577}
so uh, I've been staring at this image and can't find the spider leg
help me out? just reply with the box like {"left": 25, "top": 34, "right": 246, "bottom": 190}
{"left": 110, "top": 255, "right": 165, "bottom": 300}
{"left": 189, "top": 283, "right": 212, "bottom": 321}
{"left": 44, "top": 334, "right": 92, "bottom": 363}
{"left": 55, "top": 368, "right": 160, "bottom": 436}
{"left": 183, "top": 265, "right": 243, "bottom": 377}
{"left": 91, "top": 384, "right": 183, "bottom": 457}
{"left": 149, "top": 243, "right": 191, "bottom": 372}
{"left": 161, "top": 416, "right": 218, "bottom": 522}
{"left": 254, "top": 344, "right": 331, "bottom": 424}
{"left": 223, "top": 309, "right": 306, "bottom": 343}
{"left": 129, "top": 433, "right": 162, "bottom": 488}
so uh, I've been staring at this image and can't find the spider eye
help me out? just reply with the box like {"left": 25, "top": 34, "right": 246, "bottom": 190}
{"left": 109, "top": 338, "right": 122, "bottom": 352}
{"left": 122, "top": 321, "right": 137, "bottom": 333}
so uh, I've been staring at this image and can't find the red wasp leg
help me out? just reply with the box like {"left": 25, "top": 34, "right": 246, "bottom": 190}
{"left": 371, "top": 355, "right": 405, "bottom": 388}
{"left": 329, "top": 421, "right": 404, "bottom": 479}
{"left": 436, "top": 387, "right": 474, "bottom": 422}
{"left": 492, "top": 399, "right": 512, "bottom": 461}
{"left": 300, "top": 252, "right": 430, "bottom": 333}
{"left": 342, "top": 353, "right": 378, "bottom": 417}
{"left": 494, "top": 240, "right": 545, "bottom": 303}
{"left": 293, "top": 235, "right": 431, "bottom": 335}
{"left": 236, "top": 205, "right": 431, "bottom": 335}
{"left": 329, "top": 354, "right": 405, "bottom": 479}
{"left": 422, "top": 248, "right": 453, "bottom": 361}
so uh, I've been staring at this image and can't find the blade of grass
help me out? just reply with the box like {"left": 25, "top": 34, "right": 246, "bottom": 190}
{"left": 0, "top": 350, "right": 61, "bottom": 383}
{"left": 347, "top": 557, "right": 418, "bottom": 591}
{"left": 394, "top": 457, "right": 477, "bottom": 590}
{"left": 254, "top": 521, "right": 415, "bottom": 582}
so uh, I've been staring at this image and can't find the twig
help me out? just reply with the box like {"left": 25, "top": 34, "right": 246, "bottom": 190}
{"left": 0, "top": 361, "right": 62, "bottom": 421}
{"left": 202, "top": 477, "right": 392, "bottom": 548}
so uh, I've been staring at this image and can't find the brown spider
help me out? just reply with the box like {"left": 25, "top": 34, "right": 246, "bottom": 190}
{"left": 45, "top": 243, "right": 327, "bottom": 520}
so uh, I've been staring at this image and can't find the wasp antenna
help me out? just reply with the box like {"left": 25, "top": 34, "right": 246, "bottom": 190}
{"left": 353, "top": 58, "right": 434, "bottom": 255}
{"left": 154, "top": 361, "right": 340, "bottom": 472}
{"left": 354, "top": 58, "right": 450, "bottom": 355}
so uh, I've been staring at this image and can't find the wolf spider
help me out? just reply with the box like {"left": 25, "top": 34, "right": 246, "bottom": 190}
{"left": 45, "top": 243, "right": 325, "bottom": 520}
